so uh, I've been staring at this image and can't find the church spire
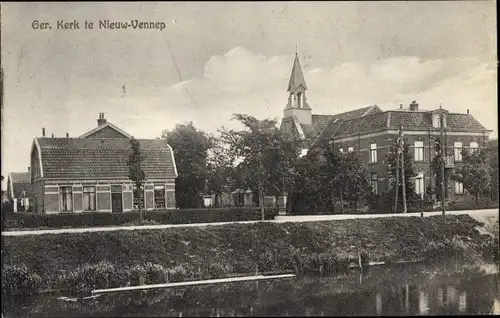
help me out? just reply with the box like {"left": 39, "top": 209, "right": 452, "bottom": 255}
{"left": 287, "top": 53, "right": 308, "bottom": 92}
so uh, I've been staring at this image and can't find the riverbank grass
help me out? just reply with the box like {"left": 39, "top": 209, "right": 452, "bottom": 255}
{"left": 2, "top": 215, "right": 497, "bottom": 297}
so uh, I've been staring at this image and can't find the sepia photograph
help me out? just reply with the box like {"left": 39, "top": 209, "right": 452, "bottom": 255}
{"left": 1, "top": 1, "right": 498, "bottom": 317}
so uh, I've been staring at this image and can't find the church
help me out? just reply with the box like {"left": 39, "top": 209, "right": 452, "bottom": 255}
{"left": 280, "top": 53, "right": 492, "bottom": 205}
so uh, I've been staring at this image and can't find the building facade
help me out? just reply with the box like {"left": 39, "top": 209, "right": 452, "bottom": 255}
{"left": 6, "top": 172, "right": 32, "bottom": 212}
{"left": 30, "top": 114, "right": 178, "bottom": 214}
{"left": 281, "top": 54, "right": 492, "bottom": 203}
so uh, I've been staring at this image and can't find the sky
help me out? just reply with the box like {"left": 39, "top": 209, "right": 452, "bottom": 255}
{"left": 0, "top": 1, "right": 497, "bottom": 190}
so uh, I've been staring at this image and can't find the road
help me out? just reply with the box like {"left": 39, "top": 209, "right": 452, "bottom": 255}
{"left": 2, "top": 209, "right": 498, "bottom": 237}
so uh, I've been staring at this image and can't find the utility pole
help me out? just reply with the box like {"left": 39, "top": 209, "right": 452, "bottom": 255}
{"left": 394, "top": 132, "right": 400, "bottom": 213}
{"left": 440, "top": 110, "right": 446, "bottom": 220}
{"left": 401, "top": 126, "right": 407, "bottom": 213}
{"left": 256, "top": 121, "right": 265, "bottom": 221}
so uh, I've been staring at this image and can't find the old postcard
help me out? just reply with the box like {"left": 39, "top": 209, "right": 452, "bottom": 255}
{"left": 1, "top": 2, "right": 498, "bottom": 317}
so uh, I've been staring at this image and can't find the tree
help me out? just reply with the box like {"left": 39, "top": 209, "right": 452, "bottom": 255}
{"left": 291, "top": 145, "right": 370, "bottom": 214}
{"left": 162, "top": 122, "right": 214, "bottom": 209}
{"left": 291, "top": 145, "right": 332, "bottom": 214}
{"left": 220, "top": 114, "right": 301, "bottom": 220}
{"left": 339, "top": 151, "right": 371, "bottom": 210}
{"left": 430, "top": 137, "right": 450, "bottom": 202}
{"left": 385, "top": 137, "right": 417, "bottom": 212}
{"left": 451, "top": 148, "right": 492, "bottom": 205}
{"left": 127, "top": 137, "right": 146, "bottom": 221}
{"left": 205, "top": 137, "right": 235, "bottom": 207}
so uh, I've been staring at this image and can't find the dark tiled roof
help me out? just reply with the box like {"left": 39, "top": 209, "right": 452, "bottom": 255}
{"left": 334, "top": 112, "right": 389, "bottom": 137}
{"left": 387, "top": 111, "right": 487, "bottom": 132}
{"left": 299, "top": 114, "right": 336, "bottom": 140}
{"left": 10, "top": 172, "right": 30, "bottom": 184}
{"left": 446, "top": 113, "right": 487, "bottom": 132}
{"left": 36, "top": 138, "right": 177, "bottom": 180}
{"left": 317, "top": 105, "right": 382, "bottom": 140}
{"left": 387, "top": 111, "right": 431, "bottom": 130}
{"left": 9, "top": 172, "right": 31, "bottom": 198}
{"left": 331, "top": 105, "right": 381, "bottom": 121}
{"left": 331, "top": 110, "right": 489, "bottom": 139}
{"left": 298, "top": 105, "right": 382, "bottom": 141}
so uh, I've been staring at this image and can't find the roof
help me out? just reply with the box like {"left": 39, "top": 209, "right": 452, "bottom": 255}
{"left": 9, "top": 172, "right": 30, "bottom": 184}
{"left": 80, "top": 122, "right": 132, "bottom": 138}
{"left": 34, "top": 138, "right": 177, "bottom": 180}
{"left": 333, "top": 112, "right": 389, "bottom": 137}
{"left": 287, "top": 54, "right": 307, "bottom": 92}
{"left": 8, "top": 172, "right": 31, "bottom": 198}
{"left": 330, "top": 110, "right": 489, "bottom": 139}
{"left": 299, "top": 105, "right": 383, "bottom": 140}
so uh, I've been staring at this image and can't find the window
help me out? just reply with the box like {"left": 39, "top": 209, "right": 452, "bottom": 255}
{"left": 59, "top": 186, "right": 73, "bottom": 212}
{"left": 370, "top": 173, "right": 378, "bottom": 194}
{"left": 454, "top": 181, "right": 464, "bottom": 194}
{"left": 133, "top": 185, "right": 144, "bottom": 209}
{"left": 454, "top": 142, "right": 463, "bottom": 162}
{"left": 83, "top": 186, "right": 96, "bottom": 211}
{"left": 415, "top": 173, "right": 425, "bottom": 196}
{"left": 469, "top": 141, "right": 478, "bottom": 153}
{"left": 348, "top": 147, "right": 354, "bottom": 152}
{"left": 414, "top": 141, "right": 424, "bottom": 161}
{"left": 297, "top": 92, "right": 302, "bottom": 108}
{"left": 339, "top": 148, "right": 344, "bottom": 153}
{"left": 299, "top": 148, "right": 309, "bottom": 158}
{"left": 370, "top": 143, "right": 377, "bottom": 164}
{"left": 154, "top": 185, "right": 166, "bottom": 209}
{"left": 432, "top": 114, "right": 440, "bottom": 128}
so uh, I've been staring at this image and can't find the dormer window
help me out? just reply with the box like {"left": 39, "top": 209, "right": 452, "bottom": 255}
{"left": 432, "top": 113, "right": 447, "bottom": 128}
{"left": 432, "top": 114, "right": 440, "bottom": 128}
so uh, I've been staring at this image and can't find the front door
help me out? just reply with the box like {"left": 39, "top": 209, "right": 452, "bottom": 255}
{"left": 111, "top": 193, "right": 123, "bottom": 213}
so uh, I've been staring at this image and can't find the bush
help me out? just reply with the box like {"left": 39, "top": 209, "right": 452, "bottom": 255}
{"left": 56, "top": 261, "right": 127, "bottom": 294}
{"left": 166, "top": 265, "right": 189, "bottom": 282}
{"left": 4, "top": 207, "right": 279, "bottom": 230}
{"left": 128, "top": 262, "right": 169, "bottom": 285}
{"left": 2, "top": 265, "right": 42, "bottom": 297}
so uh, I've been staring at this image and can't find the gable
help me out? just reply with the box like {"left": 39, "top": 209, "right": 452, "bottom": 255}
{"left": 84, "top": 125, "right": 129, "bottom": 138}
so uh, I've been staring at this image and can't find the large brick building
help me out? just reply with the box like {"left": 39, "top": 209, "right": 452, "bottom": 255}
{"left": 30, "top": 114, "right": 178, "bottom": 214}
{"left": 281, "top": 54, "right": 493, "bottom": 203}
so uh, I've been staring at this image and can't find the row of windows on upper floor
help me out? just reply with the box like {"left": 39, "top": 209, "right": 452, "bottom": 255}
{"left": 336, "top": 141, "right": 480, "bottom": 164}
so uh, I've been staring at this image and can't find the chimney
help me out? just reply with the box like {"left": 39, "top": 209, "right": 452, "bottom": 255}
{"left": 399, "top": 104, "right": 403, "bottom": 109}
{"left": 467, "top": 109, "right": 470, "bottom": 115}
{"left": 66, "top": 132, "right": 69, "bottom": 138}
{"left": 42, "top": 128, "right": 46, "bottom": 137}
{"left": 97, "top": 112, "right": 107, "bottom": 126}
{"left": 409, "top": 100, "right": 419, "bottom": 111}
{"left": 28, "top": 167, "right": 30, "bottom": 175}
{"left": 51, "top": 133, "right": 54, "bottom": 138}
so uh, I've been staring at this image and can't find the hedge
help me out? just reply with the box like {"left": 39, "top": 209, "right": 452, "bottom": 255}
{"left": 3, "top": 207, "right": 278, "bottom": 230}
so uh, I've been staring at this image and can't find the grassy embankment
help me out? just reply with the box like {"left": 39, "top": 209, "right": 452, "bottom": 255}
{"left": 2, "top": 215, "right": 498, "bottom": 297}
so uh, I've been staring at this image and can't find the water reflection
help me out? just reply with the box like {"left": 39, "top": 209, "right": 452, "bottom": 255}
{"left": 3, "top": 261, "right": 499, "bottom": 317}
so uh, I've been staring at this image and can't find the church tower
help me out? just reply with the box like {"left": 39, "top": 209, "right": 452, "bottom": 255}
{"left": 283, "top": 53, "right": 312, "bottom": 125}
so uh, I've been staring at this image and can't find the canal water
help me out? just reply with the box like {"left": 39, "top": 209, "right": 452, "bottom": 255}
{"left": 3, "top": 260, "right": 499, "bottom": 317}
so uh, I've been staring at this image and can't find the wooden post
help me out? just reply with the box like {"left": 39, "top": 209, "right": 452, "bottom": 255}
{"left": 440, "top": 111, "right": 446, "bottom": 220}
{"left": 394, "top": 145, "right": 400, "bottom": 213}
{"left": 401, "top": 126, "right": 407, "bottom": 213}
